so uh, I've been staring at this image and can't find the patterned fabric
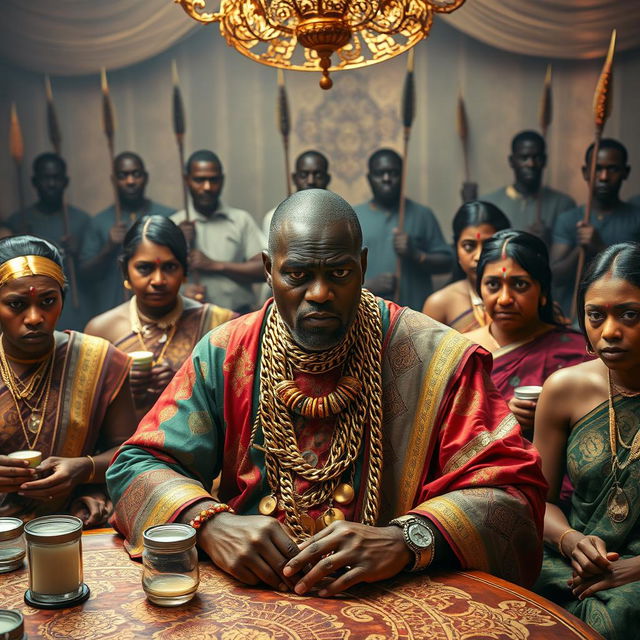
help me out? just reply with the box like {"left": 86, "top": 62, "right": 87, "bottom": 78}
{"left": 0, "top": 331, "right": 131, "bottom": 520}
{"left": 115, "top": 299, "right": 235, "bottom": 419}
{"left": 491, "top": 326, "right": 590, "bottom": 404}
{"left": 107, "top": 298, "right": 546, "bottom": 586}
{"left": 535, "top": 395, "right": 640, "bottom": 639}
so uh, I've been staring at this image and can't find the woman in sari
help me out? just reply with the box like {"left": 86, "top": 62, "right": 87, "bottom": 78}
{"left": 0, "top": 235, "right": 134, "bottom": 526}
{"left": 422, "top": 201, "right": 510, "bottom": 332}
{"left": 533, "top": 242, "right": 640, "bottom": 639}
{"left": 85, "top": 215, "right": 235, "bottom": 419}
{"left": 466, "top": 230, "right": 588, "bottom": 438}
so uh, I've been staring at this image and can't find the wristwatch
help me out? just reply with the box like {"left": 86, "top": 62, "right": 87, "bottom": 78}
{"left": 389, "top": 514, "right": 435, "bottom": 571}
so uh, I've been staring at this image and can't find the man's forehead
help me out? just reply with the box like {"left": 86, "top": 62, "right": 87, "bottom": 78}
{"left": 275, "top": 219, "right": 359, "bottom": 259}
{"left": 515, "top": 140, "right": 542, "bottom": 154}
{"left": 190, "top": 161, "right": 221, "bottom": 175}
{"left": 117, "top": 158, "right": 143, "bottom": 172}
{"left": 371, "top": 154, "right": 400, "bottom": 171}
{"left": 597, "top": 148, "right": 625, "bottom": 165}
{"left": 297, "top": 155, "right": 326, "bottom": 172}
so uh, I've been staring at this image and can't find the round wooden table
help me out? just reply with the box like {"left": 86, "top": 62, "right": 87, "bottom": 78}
{"left": 1, "top": 529, "right": 602, "bottom": 639}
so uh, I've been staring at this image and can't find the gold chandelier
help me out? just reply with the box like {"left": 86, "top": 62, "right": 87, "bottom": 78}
{"left": 176, "top": 0, "right": 466, "bottom": 89}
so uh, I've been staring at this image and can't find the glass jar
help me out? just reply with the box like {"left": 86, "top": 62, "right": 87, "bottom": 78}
{"left": 0, "top": 610, "right": 26, "bottom": 640}
{"left": 0, "top": 518, "right": 25, "bottom": 573}
{"left": 142, "top": 523, "right": 199, "bottom": 606}
{"left": 24, "top": 515, "right": 89, "bottom": 609}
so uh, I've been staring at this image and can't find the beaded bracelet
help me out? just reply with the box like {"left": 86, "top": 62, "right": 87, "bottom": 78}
{"left": 189, "top": 503, "right": 235, "bottom": 530}
{"left": 558, "top": 527, "right": 578, "bottom": 558}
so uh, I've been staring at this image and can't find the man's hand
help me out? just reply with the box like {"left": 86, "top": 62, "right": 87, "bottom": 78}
{"left": 129, "top": 367, "right": 152, "bottom": 403}
{"left": 147, "top": 363, "right": 175, "bottom": 396}
{"left": 183, "top": 282, "right": 207, "bottom": 303}
{"left": 179, "top": 221, "right": 196, "bottom": 246}
{"left": 199, "top": 513, "right": 301, "bottom": 590}
{"left": 392, "top": 230, "right": 414, "bottom": 259}
{"left": 570, "top": 556, "right": 640, "bottom": 600}
{"left": 365, "top": 273, "right": 396, "bottom": 296}
{"left": 69, "top": 492, "right": 113, "bottom": 528}
{"left": 508, "top": 397, "right": 537, "bottom": 433}
{"left": 0, "top": 455, "right": 36, "bottom": 494}
{"left": 189, "top": 249, "right": 216, "bottom": 272}
{"left": 460, "top": 182, "right": 478, "bottom": 203}
{"left": 563, "top": 531, "right": 618, "bottom": 578}
{"left": 282, "top": 521, "right": 412, "bottom": 597}
{"left": 18, "top": 456, "right": 91, "bottom": 500}
{"left": 576, "top": 221, "right": 603, "bottom": 254}
{"left": 60, "top": 234, "right": 79, "bottom": 257}
{"left": 108, "top": 222, "right": 128, "bottom": 247}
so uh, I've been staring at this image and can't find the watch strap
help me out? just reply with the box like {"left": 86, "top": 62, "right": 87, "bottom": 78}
{"left": 389, "top": 515, "right": 435, "bottom": 572}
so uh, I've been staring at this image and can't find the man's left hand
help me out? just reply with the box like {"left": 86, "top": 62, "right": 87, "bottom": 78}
{"left": 569, "top": 556, "right": 640, "bottom": 600}
{"left": 189, "top": 249, "right": 217, "bottom": 272}
{"left": 282, "top": 521, "right": 412, "bottom": 597}
{"left": 392, "top": 230, "right": 414, "bottom": 259}
{"left": 60, "top": 234, "right": 79, "bottom": 257}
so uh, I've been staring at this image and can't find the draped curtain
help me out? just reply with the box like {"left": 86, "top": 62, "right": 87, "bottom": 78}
{"left": 1, "top": 0, "right": 639, "bottom": 76}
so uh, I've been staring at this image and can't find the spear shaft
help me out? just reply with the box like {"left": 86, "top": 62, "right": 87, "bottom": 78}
{"left": 394, "top": 48, "right": 416, "bottom": 303}
{"left": 535, "top": 64, "right": 553, "bottom": 226}
{"left": 45, "top": 76, "right": 79, "bottom": 308}
{"left": 101, "top": 68, "right": 121, "bottom": 225}
{"left": 9, "top": 103, "right": 27, "bottom": 232}
{"left": 277, "top": 69, "right": 292, "bottom": 197}
{"left": 172, "top": 60, "right": 190, "bottom": 221}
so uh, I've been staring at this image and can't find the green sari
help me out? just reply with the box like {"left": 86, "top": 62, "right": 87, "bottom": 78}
{"left": 535, "top": 395, "right": 640, "bottom": 639}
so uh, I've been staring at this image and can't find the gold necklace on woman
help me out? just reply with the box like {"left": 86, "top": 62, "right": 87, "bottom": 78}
{"left": 606, "top": 371, "right": 640, "bottom": 523}
{"left": 0, "top": 339, "right": 56, "bottom": 449}
{"left": 129, "top": 295, "right": 183, "bottom": 365}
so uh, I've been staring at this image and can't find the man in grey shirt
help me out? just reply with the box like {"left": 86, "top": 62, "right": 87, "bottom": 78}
{"left": 172, "top": 150, "right": 265, "bottom": 314}
{"left": 482, "top": 131, "right": 575, "bottom": 246}
{"left": 551, "top": 139, "right": 640, "bottom": 315}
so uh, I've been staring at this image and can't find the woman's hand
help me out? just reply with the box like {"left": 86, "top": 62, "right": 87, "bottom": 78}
{"left": 0, "top": 455, "right": 36, "bottom": 493}
{"left": 508, "top": 397, "right": 537, "bottom": 433}
{"left": 70, "top": 490, "right": 113, "bottom": 528}
{"left": 563, "top": 531, "right": 619, "bottom": 578}
{"left": 570, "top": 556, "right": 640, "bottom": 599}
{"left": 17, "top": 456, "right": 91, "bottom": 500}
{"left": 129, "top": 367, "right": 152, "bottom": 402}
{"left": 147, "top": 363, "right": 175, "bottom": 396}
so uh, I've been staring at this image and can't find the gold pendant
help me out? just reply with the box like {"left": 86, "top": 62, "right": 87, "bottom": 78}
{"left": 333, "top": 483, "right": 354, "bottom": 505}
{"left": 316, "top": 507, "right": 345, "bottom": 531}
{"left": 300, "top": 512, "right": 315, "bottom": 535}
{"left": 607, "top": 483, "right": 629, "bottom": 523}
{"left": 258, "top": 495, "right": 278, "bottom": 516}
{"left": 28, "top": 413, "right": 42, "bottom": 434}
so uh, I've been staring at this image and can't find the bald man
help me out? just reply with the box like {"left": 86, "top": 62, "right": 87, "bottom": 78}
{"left": 108, "top": 188, "right": 546, "bottom": 596}
{"left": 80, "top": 152, "right": 175, "bottom": 316}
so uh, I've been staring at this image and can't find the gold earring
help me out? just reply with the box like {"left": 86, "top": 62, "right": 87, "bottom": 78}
{"left": 124, "top": 280, "right": 132, "bottom": 290}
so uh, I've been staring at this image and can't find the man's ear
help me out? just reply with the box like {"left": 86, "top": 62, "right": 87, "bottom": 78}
{"left": 508, "top": 154, "right": 515, "bottom": 171}
{"left": 262, "top": 250, "right": 272, "bottom": 288}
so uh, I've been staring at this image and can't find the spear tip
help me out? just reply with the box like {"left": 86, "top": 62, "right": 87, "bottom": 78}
{"left": 606, "top": 29, "right": 617, "bottom": 66}
{"left": 101, "top": 67, "right": 108, "bottom": 93}
{"left": 545, "top": 63, "right": 552, "bottom": 86}
{"left": 277, "top": 68, "right": 284, "bottom": 88}
{"left": 407, "top": 47, "right": 415, "bottom": 73}
{"left": 172, "top": 59, "right": 179, "bottom": 87}
{"left": 45, "top": 75, "right": 53, "bottom": 102}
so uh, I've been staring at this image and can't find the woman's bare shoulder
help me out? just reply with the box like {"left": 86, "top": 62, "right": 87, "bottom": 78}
{"left": 84, "top": 303, "right": 130, "bottom": 343}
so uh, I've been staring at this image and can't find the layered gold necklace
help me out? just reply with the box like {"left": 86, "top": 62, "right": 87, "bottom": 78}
{"left": 253, "top": 289, "right": 384, "bottom": 541}
{"left": 129, "top": 295, "right": 183, "bottom": 366}
{"left": 0, "top": 338, "right": 55, "bottom": 450}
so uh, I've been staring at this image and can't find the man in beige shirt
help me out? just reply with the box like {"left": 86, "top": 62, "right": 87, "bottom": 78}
{"left": 172, "top": 150, "right": 265, "bottom": 313}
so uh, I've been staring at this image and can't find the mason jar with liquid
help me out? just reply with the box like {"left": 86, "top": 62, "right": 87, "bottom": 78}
{"left": 142, "top": 523, "right": 199, "bottom": 606}
{"left": 0, "top": 518, "right": 25, "bottom": 573}
{"left": 24, "top": 515, "right": 89, "bottom": 608}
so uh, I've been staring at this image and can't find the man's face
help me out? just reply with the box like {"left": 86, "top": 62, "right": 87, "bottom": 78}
{"left": 185, "top": 160, "right": 224, "bottom": 214}
{"left": 292, "top": 155, "right": 330, "bottom": 191}
{"left": 367, "top": 154, "right": 401, "bottom": 208}
{"left": 32, "top": 160, "right": 68, "bottom": 208}
{"left": 509, "top": 139, "right": 546, "bottom": 189}
{"left": 114, "top": 157, "right": 147, "bottom": 206}
{"left": 582, "top": 147, "right": 629, "bottom": 204}
{"left": 264, "top": 219, "right": 367, "bottom": 352}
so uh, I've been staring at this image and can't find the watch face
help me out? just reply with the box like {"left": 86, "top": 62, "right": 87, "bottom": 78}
{"left": 407, "top": 522, "right": 433, "bottom": 549}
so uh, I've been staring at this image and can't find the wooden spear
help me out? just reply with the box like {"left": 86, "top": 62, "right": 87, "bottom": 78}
{"left": 570, "top": 30, "right": 616, "bottom": 320}
{"left": 277, "top": 69, "right": 292, "bottom": 197}
{"left": 394, "top": 47, "right": 416, "bottom": 303}
{"left": 535, "top": 64, "right": 553, "bottom": 226}
{"left": 101, "top": 68, "right": 122, "bottom": 225}
{"left": 457, "top": 94, "right": 470, "bottom": 185}
{"left": 9, "top": 102, "right": 27, "bottom": 232}
{"left": 172, "top": 60, "right": 190, "bottom": 221}
{"left": 45, "top": 76, "right": 80, "bottom": 308}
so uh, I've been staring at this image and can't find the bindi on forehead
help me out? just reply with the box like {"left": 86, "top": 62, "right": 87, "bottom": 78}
{"left": 29, "top": 286, "right": 37, "bottom": 297}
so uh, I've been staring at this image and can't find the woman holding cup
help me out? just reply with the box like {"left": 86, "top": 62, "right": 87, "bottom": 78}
{"left": 0, "top": 236, "right": 135, "bottom": 525}
{"left": 85, "top": 216, "right": 235, "bottom": 419}
{"left": 466, "top": 230, "right": 589, "bottom": 438}
{"left": 533, "top": 243, "right": 640, "bottom": 638}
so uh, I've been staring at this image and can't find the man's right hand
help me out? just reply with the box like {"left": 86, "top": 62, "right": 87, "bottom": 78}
{"left": 0, "top": 455, "right": 36, "bottom": 493}
{"left": 576, "top": 221, "right": 603, "bottom": 254}
{"left": 365, "top": 273, "right": 396, "bottom": 296}
{"left": 108, "top": 222, "right": 128, "bottom": 247}
{"left": 179, "top": 221, "right": 196, "bottom": 246}
{"left": 199, "top": 512, "right": 301, "bottom": 590}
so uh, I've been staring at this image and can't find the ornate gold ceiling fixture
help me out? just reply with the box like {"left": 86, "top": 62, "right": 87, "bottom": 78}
{"left": 175, "top": 0, "right": 466, "bottom": 89}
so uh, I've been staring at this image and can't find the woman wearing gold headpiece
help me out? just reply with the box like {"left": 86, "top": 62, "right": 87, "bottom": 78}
{"left": 0, "top": 235, "right": 135, "bottom": 526}
{"left": 84, "top": 216, "right": 235, "bottom": 420}
{"left": 533, "top": 243, "right": 640, "bottom": 639}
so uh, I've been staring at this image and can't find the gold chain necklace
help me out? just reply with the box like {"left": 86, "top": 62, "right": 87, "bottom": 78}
{"left": 129, "top": 295, "right": 183, "bottom": 366}
{"left": 0, "top": 339, "right": 56, "bottom": 449}
{"left": 606, "top": 371, "right": 640, "bottom": 523}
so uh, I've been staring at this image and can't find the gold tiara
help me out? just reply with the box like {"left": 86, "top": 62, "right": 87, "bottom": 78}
{"left": 0, "top": 256, "right": 66, "bottom": 289}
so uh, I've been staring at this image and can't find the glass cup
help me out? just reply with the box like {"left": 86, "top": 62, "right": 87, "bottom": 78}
{"left": 142, "top": 523, "right": 199, "bottom": 606}
{"left": 0, "top": 518, "right": 25, "bottom": 573}
{"left": 24, "top": 515, "right": 89, "bottom": 609}
{"left": 0, "top": 610, "right": 26, "bottom": 640}
{"left": 513, "top": 385, "right": 543, "bottom": 402}
{"left": 7, "top": 451, "right": 41, "bottom": 469}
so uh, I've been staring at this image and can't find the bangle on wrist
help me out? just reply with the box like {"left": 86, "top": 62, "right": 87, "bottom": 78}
{"left": 189, "top": 503, "right": 235, "bottom": 530}
{"left": 558, "top": 527, "right": 578, "bottom": 558}
{"left": 85, "top": 455, "right": 96, "bottom": 483}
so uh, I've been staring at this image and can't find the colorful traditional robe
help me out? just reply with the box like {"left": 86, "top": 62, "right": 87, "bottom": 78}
{"left": 0, "top": 331, "right": 130, "bottom": 520}
{"left": 535, "top": 395, "right": 640, "bottom": 640}
{"left": 107, "top": 298, "right": 547, "bottom": 586}
{"left": 114, "top": 298, "right": 235, "bottom": 419}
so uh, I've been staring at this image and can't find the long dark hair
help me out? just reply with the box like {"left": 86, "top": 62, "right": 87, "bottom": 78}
{"left": 476, "top": 229, "right": 556, "bottom": 325}
{"left": 0, "top": 235, "right": 67, "bottom": 296}
{"left": 577, "top": 242, "right": 640, "bottom": 345}
{"left": 120, "top": 216, "right": 188, "bottom": 277}
{"left": 450, "top": 201, "right": 511, "bottom": 281}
